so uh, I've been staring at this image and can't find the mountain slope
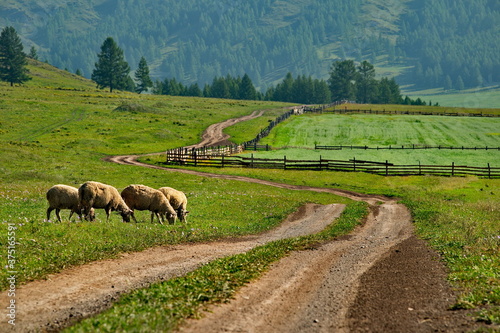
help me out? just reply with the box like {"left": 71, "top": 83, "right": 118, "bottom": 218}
{"left": 1, "top": 0, "right": 498, "bottom": 92}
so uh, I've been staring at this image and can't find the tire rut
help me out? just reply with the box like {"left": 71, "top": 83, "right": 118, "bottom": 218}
{"left": 2, "top": 109, "right": 461, "bottom": 332}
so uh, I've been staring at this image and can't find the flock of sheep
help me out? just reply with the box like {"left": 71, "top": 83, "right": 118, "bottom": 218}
{"left": 46, "top": 181, "right": 188, "bottom": 224}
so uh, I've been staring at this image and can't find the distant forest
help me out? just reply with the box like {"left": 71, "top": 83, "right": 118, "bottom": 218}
{"left": 1, "top": 0, "right": 498, "bottom": 90}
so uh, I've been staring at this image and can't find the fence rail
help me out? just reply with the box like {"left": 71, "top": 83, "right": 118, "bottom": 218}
{"left": 165, "top": 103, "right": 499, "bottom": 178}
{"left": 315, "top": 144, "right": 500, "bottom": 151}
{"left": 164, "top": 154, "right": 499, "bottom": 178}
{"left": 305, "top": 107, "right": 500, "bottom": 118}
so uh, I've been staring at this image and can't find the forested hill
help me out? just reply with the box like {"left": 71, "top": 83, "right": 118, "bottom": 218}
{"left": 1, "top": 0, "right": 498, "bottom": 91}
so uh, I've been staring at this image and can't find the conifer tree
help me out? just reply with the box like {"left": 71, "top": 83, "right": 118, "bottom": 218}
{"left": 0, "top": 26, "right": 31, "bottom": 86}
{"left": 91, "top": 37, "right": 130, "bottom": 92}
{"left": 238, "top": 74, "right": 257, "bottom": 100}
{"left": 356, "top": 61, "right": 377, "bottom": 103}
{"left": 134, "top": 56, "right": 153, "bottom": 94}
{"left": 28, "top": 46, "right": 38, "bottom": 60}
{"left": 328, "top": 60, "right": 357, "bottom": 102}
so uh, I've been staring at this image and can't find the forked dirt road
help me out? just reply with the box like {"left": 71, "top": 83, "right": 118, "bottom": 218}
{"left": 2, "top": 110, "right": 486, "bottom": 332}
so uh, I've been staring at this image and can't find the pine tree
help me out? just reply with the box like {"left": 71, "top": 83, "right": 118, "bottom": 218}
{"left": 328, "top": 60, "right": 357, "bottom": 102}
{"left": 91, "top": 37, "right": 130, "bottom": 92}
{"left": 28, "top": 46, "right": 38, "bottom": 60}
{"left": 0, "top": 26, "right": 31, "bottom": 86}
{"left": 238, "top": 74, "right": 257, "bottom": 100}
{"left": 356, "top": 61, "right": 377, "bottom": 103}
{"left": 134, "top": 56, "right": 153, "bottom": 94}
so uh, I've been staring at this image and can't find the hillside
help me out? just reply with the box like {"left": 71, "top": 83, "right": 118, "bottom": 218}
{"left": 1, "top": 0, "right": 498, "bottom": 95}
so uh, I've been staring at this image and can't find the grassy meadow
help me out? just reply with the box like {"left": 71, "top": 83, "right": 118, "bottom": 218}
{"left": 2, "top": 60, "right": 342, "bottom": 289}
{"left": 0, "top": 61, "right": 499, "bottom": 330}
{"left": 234, "top": 112, "right": 500, "bottom": 167}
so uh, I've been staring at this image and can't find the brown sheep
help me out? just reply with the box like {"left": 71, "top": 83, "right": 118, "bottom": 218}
{"left": 46, "top": 184, "right": 94, "bottom": 222}
{"left": 78, "top": 181, "right": 132, "bottom": 222}
{"left": 121, "top": 184, "right": 177, "bottom": 224}
{"left": 158, "top": 187, "right": 189, "bottom": 223}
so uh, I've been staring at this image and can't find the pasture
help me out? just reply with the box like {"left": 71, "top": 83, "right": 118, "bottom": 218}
{"left": 0, "top": 61, "right": 498, "bottom": 330}
{"left": 240, "top": 113, "right": 500, "bottom": 167}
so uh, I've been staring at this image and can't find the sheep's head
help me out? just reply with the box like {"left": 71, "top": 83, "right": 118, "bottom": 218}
{"left": 88, "top": 208, "right": 96, "bottom": 221}
{"left": 179, "top": 210, "right": 189, "bottom": 223}
{"left": 120, "top": 209, "right": 133, "bottom": 222}
{"left": 166, "top": 212, "right": 176, "bottom": 225}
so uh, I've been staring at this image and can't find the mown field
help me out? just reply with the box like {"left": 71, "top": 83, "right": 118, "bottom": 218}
{"left": 1, "top": 61, "right": 499, "bottom": 330}
{"left": 231, "top": 112, "right": 500, "bottom": 167}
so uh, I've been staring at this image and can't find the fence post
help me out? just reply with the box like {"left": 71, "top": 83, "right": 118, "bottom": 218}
{"left": 222, "top": 154, "right": 225, "bottom": 168}
{"left": 451, "top": 162, "right": 455, "bottom": 176}
{"left": 488, "top": 163, "right": 491, "bottom": 179}
{"left": 194, "top": 151, "right": 197, "bottom": 167}
{"left": 353, "top": 157, "right": 356, "bottom": 172}
{"left": 385, "top": 160, "right": 389, "bottom": 176}
{"left": 251, "top": 153, "right": 254, "bottom": 168}
{"left": 419, "top": 160, "right": 422, "bottom": 175}
{"left": 284, "top": 155, "right": 287, "bottom": 170}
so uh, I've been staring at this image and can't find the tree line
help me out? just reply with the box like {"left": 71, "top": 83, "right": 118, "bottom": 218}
{"left": 153, "top": 60, "right": 429, "bottom": 106}
{"left": 1, "top": 28, "right": 432, "bottom": 106}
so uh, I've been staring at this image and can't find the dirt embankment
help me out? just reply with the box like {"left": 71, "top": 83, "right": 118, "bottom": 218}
{"left": 2, "top": 108, "right": 488, "bottom": 332}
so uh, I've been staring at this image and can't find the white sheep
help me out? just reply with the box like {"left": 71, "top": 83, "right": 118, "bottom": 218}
{"left": 121, "top": 184, "right": 177, "bottom": 224}
{"left": 158, "top": 186, "right": 189, "bottom": 223}
{"left": 78, "top": 181, "right": 132, "bottom": 222}
{"left": 46, "top": 184, "right": 95, "bottom": 222}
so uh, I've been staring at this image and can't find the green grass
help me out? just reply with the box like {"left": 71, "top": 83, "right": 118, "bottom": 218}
{"left": 0, "top": 62, "right": 342, "bottom": 290}
{"left": 166, "top": 168, "right": 499, "bottom": 315}
{"left": 65, "top": 201, "right": 367, "bottom": 332}
{"left": 404, "top": 85, "right": 500, "bottom": 109}
{"left": 1, "top": 61, "right": 499, "bottom": 330}
{"left": 245, "top": 113, "right": 500, "bottom": 167}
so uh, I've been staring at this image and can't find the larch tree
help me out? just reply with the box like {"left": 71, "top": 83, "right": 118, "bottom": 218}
{"left": 0, "top": 26, "right": 31, "bottom": 86}
{"left": 134, "top": 56, "right": 153, "bottom": 94}
{"left": 91, "top": 37, "right": 130, "bottom": 92}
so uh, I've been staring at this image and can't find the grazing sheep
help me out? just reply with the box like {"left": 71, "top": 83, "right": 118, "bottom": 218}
{"left": 78, "top": 181, "right": 132, "bottom": 222}
{"left": 158, "top": 187, "right": 189, "bottom": 223}
{"left": 121, "top": 184, "right": 177, "bottom": 224}
{"left": 46, "top": 184, "right": 95, "bottom": 222}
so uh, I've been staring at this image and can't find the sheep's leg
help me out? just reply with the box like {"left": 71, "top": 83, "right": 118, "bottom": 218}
{"left": 131, "top": 212, "right": 138, "bottom": 223}
{"left": 47, "top": 207, "right": 54, "bottom": 221}
{"left": 68, "top": 210, "right": 75, "bottom": 221}
{"left": 55, "top": 209, "right": 62, "bottom": 222}
{"left": 105, "top": 207, "right": 111, "bottom": 222}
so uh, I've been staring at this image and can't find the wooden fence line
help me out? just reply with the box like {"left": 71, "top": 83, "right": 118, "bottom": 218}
{"left": 165, "top": 102, "right": 499, "bottom": 178}
{"left": 315, "top": 144, "right": 500, "bottom": 151}
{"left": 305, "top": 107, "right": 500, "bottom": 118}
{"left": 164, "top": 154, "right": 499, "bottom": 178}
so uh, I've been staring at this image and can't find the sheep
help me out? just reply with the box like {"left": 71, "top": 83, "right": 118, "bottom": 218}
{"left": 158, "top": 187, "right": 189, "bottom": 223}
{"left": 46, "top": 184, "right": 95, "bottom": 222}
{"left": 78, "top": 181, "right": 132, "bottom": 222}
{"left": 121, "top": 184, "right": 177, "bottom": 224}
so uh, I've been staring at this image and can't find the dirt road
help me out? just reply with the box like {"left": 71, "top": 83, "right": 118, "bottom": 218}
{"left": 3, "top": 109, "right": 485, "bottom": 332}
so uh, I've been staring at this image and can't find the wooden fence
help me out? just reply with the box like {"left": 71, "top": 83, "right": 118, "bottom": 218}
{"left": 164, "top": 154, "right": 499, "bottom": 178}
{"left": 304, "top": 107, "right": 500, "bottom": 118}
{"left": 165, "top": 102, "right": 499, "bottom": 178}
{"left": 315, "top": 144, "right": 500, "bottom": 151}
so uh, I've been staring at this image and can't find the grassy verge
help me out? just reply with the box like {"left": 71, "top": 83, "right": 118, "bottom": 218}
{"left": 65, "top": 201, "right": 367, "bottom": 332}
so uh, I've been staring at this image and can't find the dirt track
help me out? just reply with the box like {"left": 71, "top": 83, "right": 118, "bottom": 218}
{"left": 2, "top": 109, "right": 487, "bottom": 332}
